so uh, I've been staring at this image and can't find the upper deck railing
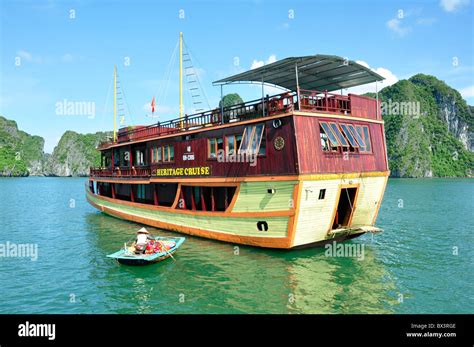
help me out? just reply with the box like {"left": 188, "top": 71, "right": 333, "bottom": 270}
{"left": 98, "top": 90, "right": 380, "bottom": 149}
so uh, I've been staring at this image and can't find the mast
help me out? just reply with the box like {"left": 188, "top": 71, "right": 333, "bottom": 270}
{"left": 113, "top": 65, "right": 117, "bottom": 142}
{"left": 179, "top": 32, "right": 183, "bottom": 128}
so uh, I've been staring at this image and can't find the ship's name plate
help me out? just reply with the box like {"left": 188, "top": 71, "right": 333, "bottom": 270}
{"left": 156, "top": 166, "right": 211, "bottom": 176}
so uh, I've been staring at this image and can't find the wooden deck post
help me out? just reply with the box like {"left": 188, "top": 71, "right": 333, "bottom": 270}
{"left": 224, "top": 187, "right": 228, "bottom": 210}
{"left": 179, "top": 189, "right": 186, "bottom": 209}
{"left": 153, "top": 184, "right": 159, "bottom": 205}
{"left": 111, "top": 149, "right": 114, "bottom": 170}
{"left": 201, "top": 188, "right": 207, "bottom": 211}
{"left": 211, "top": 187, "right": 215, "bottom": 212}
{"left": 295, "top": 62, "right": 300, "bottom": 111}
{"left": 190, "top": 187, "right": 196, "bottom": 211}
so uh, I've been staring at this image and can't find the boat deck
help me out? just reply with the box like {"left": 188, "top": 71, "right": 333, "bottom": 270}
{"left": 97, "top": 89, "right": 381, "bottom": 150}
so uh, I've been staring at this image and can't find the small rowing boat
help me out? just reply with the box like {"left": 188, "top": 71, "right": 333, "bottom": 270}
{"left": 107, "top": 236, "right": 185, "bottom": 265}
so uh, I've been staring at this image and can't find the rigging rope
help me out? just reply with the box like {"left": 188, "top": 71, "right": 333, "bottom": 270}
{"left": 118, "top": 72, "right": 135, "bottom": 126}
{"left": 100, "top": 75, "right": 114, "bottom": 133}
{"left": 153, "top": 39, "right": 179, "bottom": 120}
{"left": 182, "top": 38, "right": 211, "bottom": 111}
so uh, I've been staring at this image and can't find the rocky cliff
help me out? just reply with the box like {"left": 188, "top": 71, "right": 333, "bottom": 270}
{"left": 0, "top": 116, "right": 45, "bottom": 176}
{"left": 367, "top": 74, "right": 473, "bottom": 177}
{"left": 43, "top": 131, "right": 111, "bottom": 176}
{"left": 1, "top": 73, "right": 473, "bottom": 177}
{"left": 0, "top": 116, "right": 111, "bottom": 177}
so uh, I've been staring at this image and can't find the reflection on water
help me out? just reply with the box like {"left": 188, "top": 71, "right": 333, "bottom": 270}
{"left": 84, "top": 212, "right": 398, "bottom": 314}
{"left": 0, "top": 177, "right": 472, "bottom": 314}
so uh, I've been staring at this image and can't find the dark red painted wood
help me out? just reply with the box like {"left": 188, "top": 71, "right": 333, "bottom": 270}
{"left": 94, "top": 113, "right": 388, "bottom": 178}
{"left": 349, "top": 94, "right": 382, "bottom": 121}
{"left": 153, "top": 184, "right": 158, "bottom": 205}
{"left": 145, "top": 117, "right": 298, "bottom": 178}
{"left": 293, "top": 116, "right": 388, "bottom": 174}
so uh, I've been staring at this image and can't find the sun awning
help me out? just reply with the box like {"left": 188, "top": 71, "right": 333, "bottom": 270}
{"left": 213, "top": 55, "right": 385, "bottom": 92}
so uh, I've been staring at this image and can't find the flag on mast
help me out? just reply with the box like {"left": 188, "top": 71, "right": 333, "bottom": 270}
{"left": 151, "top": 97, "right": 156, "bottom": 113}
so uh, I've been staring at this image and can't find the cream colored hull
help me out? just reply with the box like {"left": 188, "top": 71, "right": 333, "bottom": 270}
{"left": 292, "top": 174, "right": 388, "bottom": 247}
{"left": 87, "top": 172, "right": 388, "bottom": 249}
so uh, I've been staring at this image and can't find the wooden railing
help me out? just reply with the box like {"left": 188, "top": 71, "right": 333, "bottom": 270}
{"left": 97, "top": 90, "right": 380, "bottom": 149}
{"left": 90, "top": 165, "right": 151, "bottom": 178}
{"left": 299, "top": 89, "right": 350, "bottom": 114}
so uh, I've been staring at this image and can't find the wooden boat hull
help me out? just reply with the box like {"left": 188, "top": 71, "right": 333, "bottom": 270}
{"left": 107, "top": 237, "right": 185, "bottom": 266}
{"left": 116, "top": 252, "right": 174, "bottom": 266}
{"left": 87, "top": 171, "right": 388, "bottom": 249}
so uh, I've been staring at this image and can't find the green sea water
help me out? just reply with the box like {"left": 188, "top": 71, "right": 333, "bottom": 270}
{"left": 0, "top": 177, "right": 472, "bottom": 314}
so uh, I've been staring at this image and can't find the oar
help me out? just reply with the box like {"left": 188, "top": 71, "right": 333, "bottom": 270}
{"left": 157, "top": 239, "right": 176, "bottom": 262}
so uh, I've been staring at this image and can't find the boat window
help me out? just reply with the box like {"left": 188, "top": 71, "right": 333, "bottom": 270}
{"left": 340, "top": 124, "right": 359, "bottom": 148}
{"left": 154, "top": 183, "right": 178, "bottom": 207}
{"left": 136, "top": 184, "right": 146, "bottom": 200}
{"left": 113, "top": 149, "right": 120, "bottom": 166}
{"left": 150, "top": 147, "right": 158, "bottom": 163}
{"left": 259, "top": 131, "right": 266, "bottom": 155}
{"left": 152, "top": 145, "right": 173, "bottom": 163}
{"left": 226, "top": 134, "right": 244, "bottom": 156}
{"left": 320, "top": 122, "right": 339, "bottom": 147}
{"left": 236, "top": 134, "right": 242, "bottom": 152}
{"left": 162, "top": 145, "right": 174, "bottom": 162}
{"left": 217, "top": 138, "right": 224, "bottom": 154}
{"left": 329, "top": 122, "right": 349, "bottom": 147}
{"left": 239, "top": 123, "right": 265, "bottom": 155}
{"left": 135, "top": 149, "right": 145, "bottom": 166}
{"left": 320, "top": 127, "right": 331, "bottom": 152}
{"left": 362, "top": 126, "right": 372, "bottom": 152}
{"left": 318, "top": 189, "right": 326, "bottom": 200}
{"left": 208, "top": 138, "right": 218, "bottom": 158}
{"left": 226, "top": 135, "right": 235, "bottom": 155}
{"left": 239, "top": 127, "right": 252, "bottom": 153}
{"left": 356, "top": 125, "right": 372, "bottom": 153}
{"left": 157, "top": 146, "right": 162, "bottom": 162}
{"left": 120, "top": 149, "right": 130, "bottom": 166}
{"left": 178, "top": 185, "right": 237, "bottom": 212}
{"left": 169, "top": 145, "right": 175, "bottom": 161}
{"left": 347, "top": 124, "right": 365, "bottom": 148}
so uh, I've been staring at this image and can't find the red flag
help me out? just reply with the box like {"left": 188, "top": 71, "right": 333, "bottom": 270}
{"left": 151, "top": 97, "right": 155, "bottom": 113}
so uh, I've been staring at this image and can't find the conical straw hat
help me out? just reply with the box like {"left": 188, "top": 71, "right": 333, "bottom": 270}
{"left": 137, "top": 227, "right": 149, "bottom": 234}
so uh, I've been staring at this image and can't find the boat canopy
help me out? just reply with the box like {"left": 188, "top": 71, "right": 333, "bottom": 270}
{"left": 213, "top": 55, "right": 385, "bottom": 92}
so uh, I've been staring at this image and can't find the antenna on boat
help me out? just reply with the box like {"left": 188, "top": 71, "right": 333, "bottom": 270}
{"left": 113, "top": 65, "right": 117, "bottom": 142}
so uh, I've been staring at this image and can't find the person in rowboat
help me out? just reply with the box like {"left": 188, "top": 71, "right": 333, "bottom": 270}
{"left": 133, "top": 227, "right": 153, "bottom": 254}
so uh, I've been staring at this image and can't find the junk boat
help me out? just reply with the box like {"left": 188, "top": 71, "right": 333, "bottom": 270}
{"left": 87, "top": 34, "right": 389, "bottom": 249}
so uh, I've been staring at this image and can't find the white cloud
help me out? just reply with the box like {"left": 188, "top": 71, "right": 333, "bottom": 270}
{"left": 251, "top": 54, "right": 277, "bottom": 69}
{"left": 386, "top": 18, "right": 411, "bottom": 37}
{"left": 440, "top": 0, "right": 470, "bottom": 12}
{"left": 60, "top": 53, "right": 74, "bottom": 63}
{"left": 277, "top": 22, "right": 290, "bottom": 31}
{"left": 344, "top": 61, "right": 399, "bottom": 95}
{"left": 15, "top": 50, "right": 80, "bottom": 65}
{"left": 16, "top": 50, "right": 33, "bottom": 62}
{"left": 416, "top": 17, "right": 437, "bottom": 25}
{"left": 459, "top": 85, "right": 474, "bottom": 98}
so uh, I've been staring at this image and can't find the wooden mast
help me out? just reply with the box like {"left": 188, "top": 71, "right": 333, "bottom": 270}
{"left": 113, "top": 65, "right": 117, "bottom": 142}
{"left": 179, "top": 32, "right": 183, "bottom": 128}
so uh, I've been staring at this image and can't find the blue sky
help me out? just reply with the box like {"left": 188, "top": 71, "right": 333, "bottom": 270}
{"left": 1, "top": 0, "right": 473, "bottom": 152}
